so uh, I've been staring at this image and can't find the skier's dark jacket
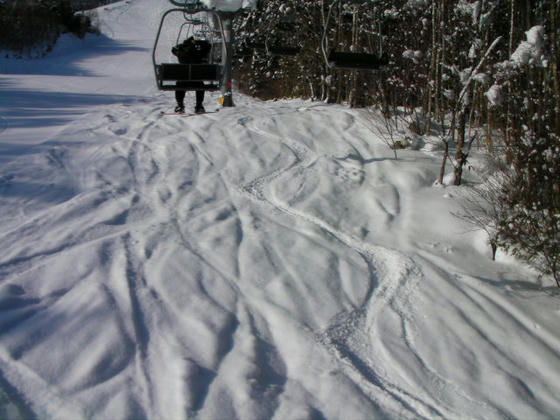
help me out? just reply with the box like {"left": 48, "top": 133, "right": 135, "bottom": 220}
{"left": 172, "top": 37, "right": 211, "bottom": 64}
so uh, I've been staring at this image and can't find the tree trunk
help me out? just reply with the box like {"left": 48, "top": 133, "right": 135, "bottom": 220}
{"left": 453, "top": 107, "right": 467, "bottom": 185}
{"left": 349, "top": 6, "right": 359, "bottom": 107}
{"left": 425, "top": 0, "right": 438, "bottom": 135}
{"left": 486, "top": 104, "right": 493, "bottom": 152}
{"left": 551, "top": 0, "right": 560, "bottom": 131}
{"left": 505, "top": 0, "right": 515, "bottom": 159}
{"left": 437, "top": 0, "right": 446, "bottom": 121}
{"left": 491, "top": 240, "right": 497, "bottom": 261}
{"left": 438, "top": 139, "right": 449, "bottom": 185}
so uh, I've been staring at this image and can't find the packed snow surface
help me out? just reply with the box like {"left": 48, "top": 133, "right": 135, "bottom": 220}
{"left": 1, "top": 1, "right": 559, "bottom": 419}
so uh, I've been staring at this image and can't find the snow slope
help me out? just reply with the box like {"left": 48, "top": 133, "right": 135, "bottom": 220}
{"left": 1, "top": 1, "right": 559, "bottom": 419}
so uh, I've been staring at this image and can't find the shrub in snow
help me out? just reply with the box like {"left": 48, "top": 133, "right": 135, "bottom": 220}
{"left": 494, "top": 130, "right": 560, "bottom": 286}
{"left": 459, "top": 18, "right": 560, "bottom": 285}
{"left": 457, "top": 174, "right": 504, "bottom": 261}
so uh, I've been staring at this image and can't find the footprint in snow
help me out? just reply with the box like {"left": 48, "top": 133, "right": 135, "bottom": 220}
{"left": 331, "top": 155, "right": 365, "bottom": 186}
{"left": 109, "top": 124, "right": 128, "bottom": 136}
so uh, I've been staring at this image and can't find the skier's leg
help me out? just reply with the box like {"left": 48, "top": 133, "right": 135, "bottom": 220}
{"left": 175, "top": 88, "right": 186, "bottom": 112}
{"left": 195, "top": 88, "right": 205, "bottom": 113}
{"left": 175, "top": 89, "right": 186, "bottom": 106}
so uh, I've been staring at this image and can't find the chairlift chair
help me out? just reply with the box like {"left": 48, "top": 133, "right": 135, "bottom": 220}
{"left": 265, "top": 43, "right": 301, "bottom": 57}
{"left": 244, "top": 41, "right": 301, "bottom": 57}
{"left": 267, "top": 15, "right": 301, "bottom": 56}
{"left": 153, "top": 5, "right": 223, "bottom": 91}
{"left": 175, "top": 16, "right": 207, "bottom": 46}
{"left": 327, "top": 50, "right": 387, "bottom": 69}
{"left": 154, "top": 0, "right": 252, "bottom": 107}
{"left": 168, "top": 0, "right": 202, "bottom": 13}
{"left": 246, "top": 15, "right": 301, "bottom": 57}
{"left": 322, "top": 0, "right": 387, "bottom": 70}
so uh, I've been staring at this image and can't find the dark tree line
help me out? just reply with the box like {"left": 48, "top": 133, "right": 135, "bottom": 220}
{"left": 0, "top": 0, "right": 107, "bottom": 54}
{"left": 233, "top": 0, "right": 559, "bottom": 284}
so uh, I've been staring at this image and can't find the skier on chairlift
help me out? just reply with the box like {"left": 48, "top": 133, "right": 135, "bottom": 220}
{"left": 172, "top": 36, "right": 212, "bottom": 113}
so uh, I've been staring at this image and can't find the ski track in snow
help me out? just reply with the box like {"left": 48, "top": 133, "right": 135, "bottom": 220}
{"left": 1, "top": 95, "right": 559, "bottom": 420}
{"left": 234, "top": 108, "right": 509, "bottom": 420}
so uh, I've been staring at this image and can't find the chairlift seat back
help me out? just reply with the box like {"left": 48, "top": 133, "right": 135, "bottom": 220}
{"left": 328, "top": 51, "right": 388, "bottom": 70}
{"left": 156, "top": 63, "right": 221, "bottom": 90}
{"left": 267, "top": 45, "right": 301, "bottom": 57}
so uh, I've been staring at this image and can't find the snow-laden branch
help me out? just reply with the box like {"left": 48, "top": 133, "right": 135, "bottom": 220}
{"left": 456, "top": 36, "right": 502, "bottom": 109}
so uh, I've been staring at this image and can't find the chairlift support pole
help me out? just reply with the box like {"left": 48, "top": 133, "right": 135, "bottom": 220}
{"left": 217, "top": 11, "right": 235, "bottom": 107}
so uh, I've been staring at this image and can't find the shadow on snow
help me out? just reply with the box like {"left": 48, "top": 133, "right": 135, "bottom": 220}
{"left": 0, "top": 35, "right": 148, "bottom": 77}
